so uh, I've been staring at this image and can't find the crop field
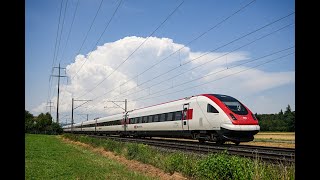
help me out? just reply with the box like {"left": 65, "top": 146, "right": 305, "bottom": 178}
{"left": 25, "top": 134, "right": 154, "bottom": 180}
{"left": 242, "top": 132, "right": 295, "bottom": 148}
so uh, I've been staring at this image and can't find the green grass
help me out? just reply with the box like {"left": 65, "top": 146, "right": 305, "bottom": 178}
{"left": 25, "top": 134, "right": 156, "bottom": 180}
{"left": 62, "top": 134, "right": 295, "bottom": 180}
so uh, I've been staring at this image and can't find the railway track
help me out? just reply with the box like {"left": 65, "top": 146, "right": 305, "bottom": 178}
{"left": 85, "top": 134, "right": 295, "bottom": 163}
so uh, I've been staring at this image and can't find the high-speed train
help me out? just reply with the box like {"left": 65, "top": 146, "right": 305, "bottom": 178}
{"left": 63, "top": 94, "right": 260, "bottom": 145}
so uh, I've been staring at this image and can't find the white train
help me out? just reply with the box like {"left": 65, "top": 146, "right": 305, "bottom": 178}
{"left": 63, "top": 94, "right": 260, "bottom": 145}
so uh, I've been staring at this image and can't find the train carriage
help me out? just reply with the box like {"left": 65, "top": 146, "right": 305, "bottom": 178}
{"left": 63, "top": 94, "right": 260, "bottom": 145}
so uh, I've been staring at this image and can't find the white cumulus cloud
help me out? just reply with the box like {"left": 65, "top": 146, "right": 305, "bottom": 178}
{"left": 32, "top": 36, "right": 294, "bottom": 123}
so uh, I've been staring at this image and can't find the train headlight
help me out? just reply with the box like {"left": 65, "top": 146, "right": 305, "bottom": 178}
{"left": 229, "top": 113, "right": 237, "bottom": 120}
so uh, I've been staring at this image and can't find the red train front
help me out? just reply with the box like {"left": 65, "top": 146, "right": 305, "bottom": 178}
{"left": 201, "top": 94, "right": 260, "bottom": 144}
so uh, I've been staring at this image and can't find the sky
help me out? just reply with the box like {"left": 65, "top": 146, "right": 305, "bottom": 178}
{"left": 25, "top": 0, "right": 295, "bottom": 125}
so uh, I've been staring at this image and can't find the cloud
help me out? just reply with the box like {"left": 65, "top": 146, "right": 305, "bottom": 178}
{"left": 32, "top": 36, "right": 294, "bottom": 122}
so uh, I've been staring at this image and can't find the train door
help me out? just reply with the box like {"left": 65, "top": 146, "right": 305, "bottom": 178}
{"left": 182, "top": 103, "right": 190, "bottom": 131}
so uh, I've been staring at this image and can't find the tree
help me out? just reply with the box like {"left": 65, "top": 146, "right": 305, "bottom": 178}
{"left": 25, "top": 110, "right": 35, "bottom": 132}
{"left": 25, "top": 111, "right": 63, "bottom": 134}
{"left": 51, "top": 122, "right": 63, "bottom": 134}
{"left": 36, "top": 112, "right": 53, "bottom": 132}
{"left": 279, "top": 109, "right": 283, "bottom": 116}
{"left": 285, "top": 105, "right": 292, "bottom": 114}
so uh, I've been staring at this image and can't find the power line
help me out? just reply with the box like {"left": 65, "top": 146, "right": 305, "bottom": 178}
{"left": 59, "top": 0, "right": 80, "bottom": 64}
{"left": 86, "top": 46, "right": 294, "bottom": 111}
{"left": 59, "top": 0, "right": 254, "bottom": 110}
{"left": 71, "top": 0, "right": 123, "bottom": 81}
{"left": 59, "top": 0, "right": 122, "bottom": 108}
{"left": 53, "top": 0, "right": 69, "bottom": 68}
{"left": 48, "top": 0, "right": 64, "bottom": 103}
{"left": 57, "top": 0, "right": 105, "bottom": 107}
{"left": 86, "top": 12, "right": 294, "bottom": 106}
{"left": 132, "top": 47, "right": 295, "bottom": 101}
{"left": 48, "top": 0, "right": 69, "bottom": 107}
{"left": 109, "top": 22, "right": 295, "bottom": 101}
{"left": 78, "top": 0, "right": 104, "bottom": 56}
{"left": 51, "top": 64, "right": 67, "bottom": 124}
{"left": 50, "top": 0, "right": 64, "bottom": 76}
{"left": 46, "top": 101, "right": 54, "bottom": 115}
{"left": 132, "top": 52, "right": 295, "bottom": 102}
{"left": 58, "top": 0, "right": 107, "bottom": 106}
{"left": 76, "top": 0, "right": 185, "bottom": 99}
{"left": 78, "top": 0, "right": 256, "bottom": 101}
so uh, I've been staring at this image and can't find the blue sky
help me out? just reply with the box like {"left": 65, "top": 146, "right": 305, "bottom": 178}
{"left": 26, "top": 0, "right": 295, "bottom": 124}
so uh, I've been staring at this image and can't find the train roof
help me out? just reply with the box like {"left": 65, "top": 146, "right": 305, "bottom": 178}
{"left": 71, "top": 94, "right": 229, "bottom": 125}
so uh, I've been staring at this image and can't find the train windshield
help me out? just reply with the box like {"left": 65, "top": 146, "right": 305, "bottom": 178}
{"left": 211, "top": 94, "right": 248, "bottom": 115}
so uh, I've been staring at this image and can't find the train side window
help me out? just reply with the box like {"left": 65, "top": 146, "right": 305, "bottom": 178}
{"left": 154, "top": 115, "right": 159, "bottom": 122}
{"left": 175, "top": 111, "right": 182, "bottom": 120}
{"left": 137, "top": 117, "right": 141, "bottom": 124}
{"left": 142, "top": 116, "right": 148, "bottom": 123}
{"left": 148, "top": 115, "right": 153, "bottom": 123}
{"left": 131, "top": 118, "right": 135, "bottom": 124}
{"left": 167, "top": 112, "right": 173, "bottom": 121}
{"left": 160, "top": 114, "right": 166, "bottom": 122}
{"left": 207, "top": 104, "right": 219, "bottom": 113}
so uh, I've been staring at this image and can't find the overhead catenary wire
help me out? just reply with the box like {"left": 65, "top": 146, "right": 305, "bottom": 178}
{"left": 76, "top": 0, "right": 185, "bottom": 99}
{"left": 76, "top": 0, "right": 256, "bottom": 100}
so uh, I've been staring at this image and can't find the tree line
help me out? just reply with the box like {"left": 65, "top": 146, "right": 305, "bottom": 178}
{"left": 25, "top": 110, "right": 63, "bottom": 134}
{"left": 255, "top": 105, "right": 295, "bottom": 132}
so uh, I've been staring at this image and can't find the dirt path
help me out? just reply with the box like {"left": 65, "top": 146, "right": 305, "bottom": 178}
{"left": 59, "top": 136, "right": 188, "bottom": 180}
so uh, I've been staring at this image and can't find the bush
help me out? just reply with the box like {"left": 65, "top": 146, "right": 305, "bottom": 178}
{"left": 195, "top": 151, "right": 254, "bottom": 180}
{"left": 126, "top": 143, "right": 153, "bottom": 164}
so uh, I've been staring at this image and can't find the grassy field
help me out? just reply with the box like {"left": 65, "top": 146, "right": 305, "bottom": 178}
{"left": 62, "top": 134, "right": 295, "bottom": 180}
{"left": 25, "top": 134, "right": 155, "bottom": 180}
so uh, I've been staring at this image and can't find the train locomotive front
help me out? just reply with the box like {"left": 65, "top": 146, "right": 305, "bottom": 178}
{"left": 201, "top": 94, "right": 260, "bottom": 145}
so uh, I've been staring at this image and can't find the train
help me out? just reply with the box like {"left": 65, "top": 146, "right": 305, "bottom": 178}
{"left": 62, "top": 94, "right": 260, "bottom": 145}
